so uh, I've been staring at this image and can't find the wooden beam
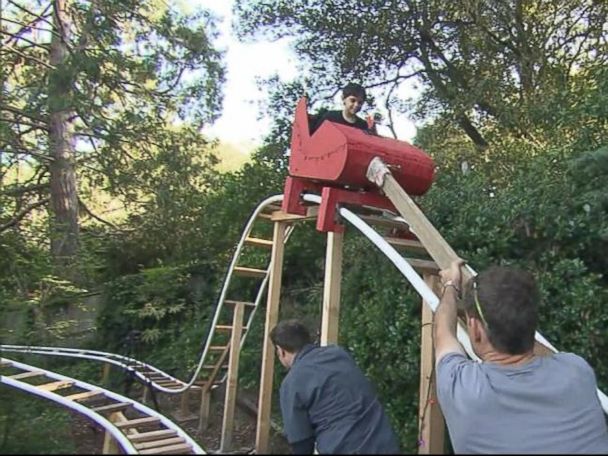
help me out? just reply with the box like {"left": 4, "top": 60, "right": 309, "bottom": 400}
{"left": 197, "top": 387, "right": 211, "bottom": 434}
{"left": 418, "top": 274, "right": 445, "bottom": 454}
{"left": 255, "top": 221, "right": 288, "bottom": 453}
{"left": 320, "top": 230, "right": 344, "bottom": 346}
{"left": 221, "top": 302, "right": 246, "bottom": 452}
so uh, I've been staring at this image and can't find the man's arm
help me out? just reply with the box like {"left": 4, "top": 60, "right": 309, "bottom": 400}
{"left": 434, "top": 260, "right": 466, "bottom": 366}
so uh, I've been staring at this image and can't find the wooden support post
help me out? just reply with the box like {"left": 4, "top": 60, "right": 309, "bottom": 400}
{"left": 418, "top": 274, "right": 445, "bottom": 454}
{"left": 198, "top": 387, "right": 211, "bottom": 434}
{"left": 102, "top": 412, "right": 122, "bottom": 454}
{"left": 141, "top": 385, "right": 149, "bottom": 404}
{"left": 176, "top": 388, "right": 194, "bottom": 421}
{"left": 320, "top": 230, "right": 344, "bottom": 346}
{"left": 255, "top": 221, "right": 288, "bottom": 454}
{"left": 221, "top": 302, "right": 245, "bottom": 453}
{"left": 101, "top": 363, "right": 110, "bottom": 385}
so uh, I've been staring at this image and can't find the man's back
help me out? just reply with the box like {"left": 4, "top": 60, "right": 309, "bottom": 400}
{"left": 437, "top": 351, "right": 608, "bottom": 453}
{"left": 280, "top": 344, "right": 400, "bottom": 454}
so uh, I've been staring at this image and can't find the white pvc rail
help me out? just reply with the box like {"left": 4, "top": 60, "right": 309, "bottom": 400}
{"left": 1, "top": 358, "right": 205, "bottom": 454}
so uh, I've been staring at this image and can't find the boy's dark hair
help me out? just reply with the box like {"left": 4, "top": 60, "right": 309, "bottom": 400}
{"left": 270, "top": 319, "right": 312, "bottom": 353}
{"left": 462, "top": 266, "right": 539, "bottom": 354}
{"left": 342, "top": 82, "right": 366, "bottom": 102}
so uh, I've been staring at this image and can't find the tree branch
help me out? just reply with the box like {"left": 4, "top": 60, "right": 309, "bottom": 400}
{"left": 78, "top": 198, "right": 119, "bottom": 230}
{"left": 0, "top": 197, "right": 50, "bottom": 233}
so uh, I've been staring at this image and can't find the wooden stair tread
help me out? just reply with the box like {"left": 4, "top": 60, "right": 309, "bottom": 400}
{"left": 8, "top": 371, "right": 45, "bottom": 380}
{"left": 224, "top": 299, "right": 256, "bottom": 307}
{"left": 215, "top": 325, "right": 248, "bottom": 332}
{"left": 244, "top": 237, "right": 274, "bottom": 248}
{"left": 66, "top": 390, "right": 104, "bottom": 402}
{"left": 139, "top": 443, "right": 192, "bottom": 455}
{"left": 115, "top": 416, "right": 160, "bottom": 429}
{"left": 134, "top": 437, "right": 186, "bottom": 451}
{"left": 38, "top": 380, "right": 74, "bottom": 392}
{"left": 383, "top": 236, "right": 427, "bottom": 253}
{"left": 92, "top": 402, "right": 131, "bottom": 414}
{"left": 233, "top": 266, "right": 267, "bottom": 278}
{"left": 359, "top": 214, "right": 409, "bottom": 229}
{"left": 405, "top": 258, "right": 439, "bottom": 272}
{"left": 128, "top": 429, "right": 178, "bottom": 444}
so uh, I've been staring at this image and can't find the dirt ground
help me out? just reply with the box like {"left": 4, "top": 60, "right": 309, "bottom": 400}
{"left": 70, "top": 384, "right": 290, "bottom": 454}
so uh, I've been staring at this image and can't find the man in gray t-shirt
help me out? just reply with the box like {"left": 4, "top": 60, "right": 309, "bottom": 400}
{"left": 434, "top": 260, "right": 608, "bottom": 454}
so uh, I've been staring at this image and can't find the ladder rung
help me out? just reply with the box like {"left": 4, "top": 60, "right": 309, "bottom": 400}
{"left": 155, "top": 380, "right": 182, "bottom": 386}
{"left": 134, "top": 437, "right": 186, "bottom": 451}
{"left": 244, "top": 237, "right": 274, "bottom": 248}
{"left": 115, "top": 416, "right": 160, "bottom": 429}
{"left": 383, "top": 237, "right": 427, "bottom": 253}
{"left": 139, "top": 443, "right": 193, "bottom": 455}
{"left": 406, "top": 258, "right": 439, "bottom": 272}
{"left": 66, "top": 390, "right": 105, "bottom": 402}
{"left": 209, "top": 346, "right": 228, "bottom": 351}
{"left": 8, "top": 371, "right": 45, "bottom": 380}
{"left": 224, "top": 299, "right": 256, "bottom": 307}
{"left": 202, "top": 365, "right": 228, "bottom": 370}
{"left": 129, "top": 429, "right": 178, "bottom": 444}
{"left": 215, "top": 325, "right": 248, "bottom": 332}
{"left": 142, "top": 372, "right": 167, "bottom": 379}
{"left": 233, "top": 266, "right": 267, "bottom": 278}
{"left": 359, "top": 214, "right": 409, "bottom": 229}
{"left": 92, "top": 402, "right": 131, "bottom": 414}
{"left": 38, "top": 380, "right": 74, "bottom": 392}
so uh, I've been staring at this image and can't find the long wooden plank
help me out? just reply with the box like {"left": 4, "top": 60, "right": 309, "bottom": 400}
{"left": 256, "top": 221, "right": 288, "bottom": 453}
{"left": 221, "top": 302, "right": 245, "bottom": 452}
{"left": 320, "top": 230, "right": 344, "bottom": 346}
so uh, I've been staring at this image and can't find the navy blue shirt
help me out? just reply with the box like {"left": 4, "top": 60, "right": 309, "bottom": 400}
{"left": 279, "top": 344, "right": 400, "bottom": 454}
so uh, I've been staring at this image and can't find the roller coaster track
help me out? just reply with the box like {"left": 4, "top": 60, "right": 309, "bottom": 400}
{"left": 0, "top": 357, "right": 204, "bottom": 454}
{"left": 3, "top": 193, "right": 607, "bottom": 415}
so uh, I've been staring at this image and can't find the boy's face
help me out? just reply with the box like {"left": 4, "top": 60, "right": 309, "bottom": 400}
{"left": 342, "top": 95, "right": 364, "bottom": 116}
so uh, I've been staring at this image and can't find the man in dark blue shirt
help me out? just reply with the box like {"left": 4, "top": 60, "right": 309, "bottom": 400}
{"left": 270, "top": 319, "right": 400, "bottom": 454}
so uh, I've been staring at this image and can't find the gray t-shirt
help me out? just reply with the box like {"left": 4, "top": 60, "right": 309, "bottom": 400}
{"left": 437, "top": 351, "right": 608, "bottom": 454}
{"left": 280, "top": 344, "right": 400, "bottom": 454}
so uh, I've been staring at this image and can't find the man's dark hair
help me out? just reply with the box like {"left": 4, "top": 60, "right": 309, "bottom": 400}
{"left": 270, "top": 319, "right": 312, "bottom": 353}
{"left": 462, "top": 266, "right": 539, "bottom": 354}
{"left": 342, "top": 82, "right": 366, "bottom": 102}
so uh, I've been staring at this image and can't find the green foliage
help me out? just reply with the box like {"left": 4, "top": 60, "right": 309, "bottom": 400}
{"left": 0, "top": 388, "right": 76, "bottom": 454}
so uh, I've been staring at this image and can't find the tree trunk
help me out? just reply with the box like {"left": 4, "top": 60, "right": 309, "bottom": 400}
{"left": 48, "top": 0, "right": 79, "bottom": 276}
